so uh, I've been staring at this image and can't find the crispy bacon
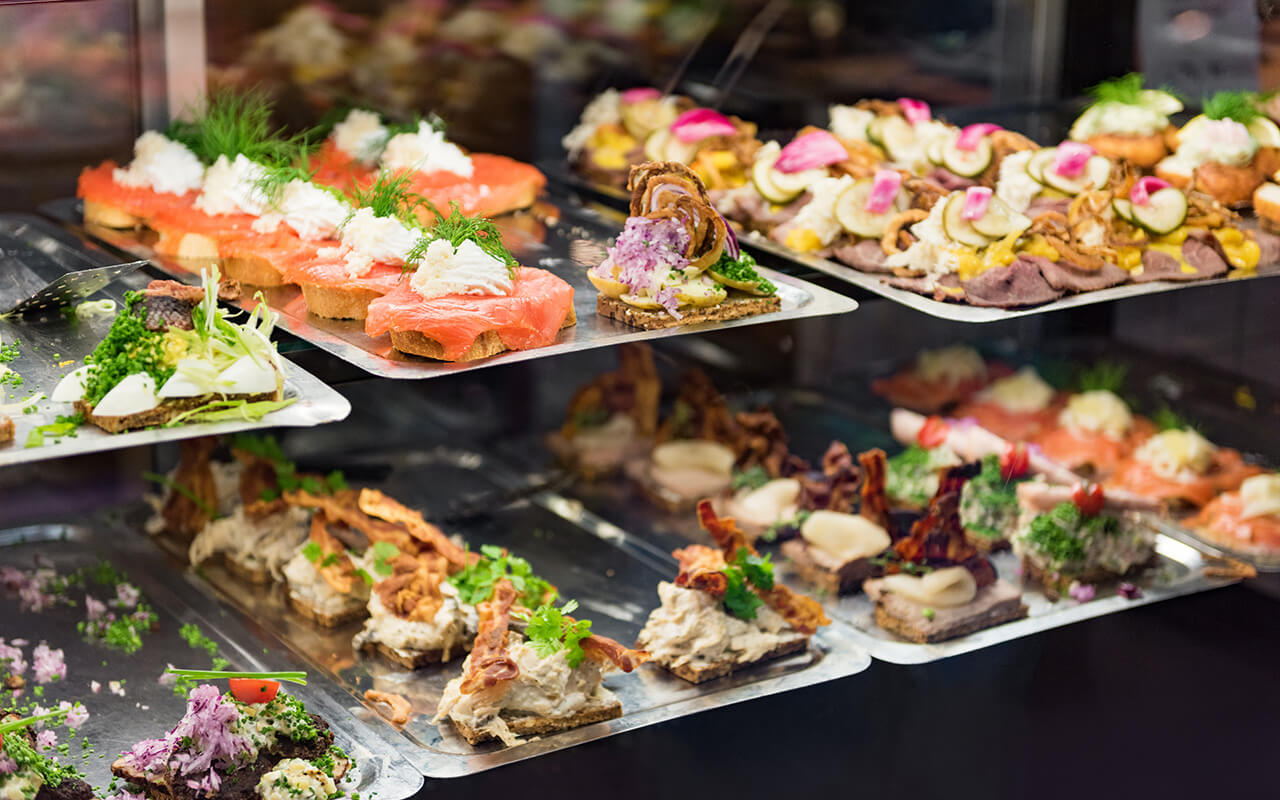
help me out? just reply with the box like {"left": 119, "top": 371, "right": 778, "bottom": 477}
{"left": 309, "top": 515, "right": 356, "bottom": 594}
{"left": 757, "top": 585, "right": 831, "bottom": 634}
{"left": 673, "top": 545, "right": 728, "bottom": 597}
{"left": 284, "top": 489, "right": 416, "bottom": 552}
{"left": 891, "top": 490, "right": 996, "bottom": 588}
{"left": 161, "top": 437, "right": 217, "bottom": 539}
{"left": 364, "top": 690, "right": 413, "bottom": 725}
{"left": 580, "top": 635, "right": 649, "bottom": 672}
{"left": 562, "top": 343, "right": 661, "bottom": 439}
{"left": 857, "top": 448, "right": 896, "bottom": 538}
{"left": 696, "top": 499, "right": 750, "bottom": 558}
{"left": 797, "top": 441, "right": 860, "bottom": 513}
{"left": 358, "top": 489, "right": 473, "bottom": 571}
{"left": 459, "top": 579, "right": 520, "bottom": 695}
{"left": 733, "top": 408, "right": 809, "bottom": 478}
{"left": 656, "top": 370, "right": 738, "bottom": 446}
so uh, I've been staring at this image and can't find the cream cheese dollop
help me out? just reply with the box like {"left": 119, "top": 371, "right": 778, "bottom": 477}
{"left": 112, "top": 131, "right": 205, "bottom": 196}
{"left": 322, "top": 207, "right": 420, "bottom": 278}
{"left": 251, "top": 180, "right": 350, "bottom": 240}
{"left": 1166, "top": 117, "right": 1258, "bottom": 170}
{"left": 879, "top": 565, "right": 977, "bottom": 607}
{"left": 789, "top": 174, "right": 855, "bottom": 247}
{"left": 977, "top": 366, "right": 1055, "bottom": 413}
{"left": 381, "top": 120, "right": 473, "bottom": 177}
{"left": 1240, "top": 473, "right": 1280, "bottom": 519}
{"left": 1059, "top": 390, "right": 1133, "bottom": 439}
{"left": 1070, "top": 91, "right": 1182, "bottom": 139}
{"left": 195, "top": 154, "right": 271, "bottom": 217}
{"left": 1133, "top": 428, "right": 1217, "bottom": 482}
{"left": 332, "top": 108, "right": 389, "bottom": 164}
{"left": 409, "top": 238, "right": 514, "bottom": 299}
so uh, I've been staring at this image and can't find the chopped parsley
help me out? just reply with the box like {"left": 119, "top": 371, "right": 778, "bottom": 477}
{"left": 1024, "top": 502, "right": 1117, "bottom": 569}
{"left": 707, "top": 250, "right": 776, "bottom": 295}
{"left": 720, "top": 547, "right": 774, "bottom": 621}
{"left": 519, "top": 599, "right": 592, "bottom": 668}
{"left": 448, "top": 545, "right": 554, "bottom": 609}
{"left": 886, "top": 445, "right": 953, "bottom": 507}
{"left": 80, "top": 292, "right": 174, "bottom": 407}
{"left": 731, "top": 465, "right": 770, "bottom": 491}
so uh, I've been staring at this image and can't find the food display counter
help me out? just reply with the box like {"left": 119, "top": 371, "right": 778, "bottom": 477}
{"left": 0, "top": 2, "right": 1277, "bottom": 800}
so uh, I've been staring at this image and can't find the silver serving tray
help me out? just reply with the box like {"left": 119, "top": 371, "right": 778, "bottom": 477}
{"left": 0, "top": 216, "right": 351, "bottom": 467}
{"left": 142, "top": 447, "right": 871, "bottom": 778}
{"left": 41, "top": 198, "right": 858, "bottom": 379}
{"left": 548, "top": 164, "right": 1280, "bottom": 322}
{"left": 0, "top": 524, "right": 424, "bottom": 800}
{"left": 1147, "top": 514, "right": 1280, "bottom": 573}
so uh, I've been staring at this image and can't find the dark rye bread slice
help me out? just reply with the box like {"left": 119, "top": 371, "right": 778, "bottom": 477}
{"left": 358, "top": 637, "right": 469, "bottom": 669}
{"left": 111, "top": 712, "right": 337, "bottom": 800}
{"left": 658, "top": 635, "right": 810, "bottom": 684}
{"left": 390, "top": 306, "right": 577, "bottom": 362}
{"left": 1020, "top": 555, "right": 1154, "bottom": 600}
{"left": 37, "top": 777, "right": 95, "bottom": 800}
{"left": 76, "top": 391, "right": 279, "bottom": 434}
{"left": 597, "top": 293, "right": 781, "bottom": 330}
{"left": 450, "top": 696, "right": 623, "bottom": 746}
{"left": 864, "top": 579, "right": 1027, "bottom": 643}
{"left": 288, "top": 592, "right": 368, "bottom": 628}
{"left": 780, "top": 539, "right": 878, "bottom": 595}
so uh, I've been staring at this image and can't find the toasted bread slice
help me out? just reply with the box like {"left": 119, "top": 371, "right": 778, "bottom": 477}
{"left": 75, "top": 390, "right": 279, "bottom": 434}
{"left": 358, "top": 639, "right": 456, "bottom": 670}
{"left": 0, "top": 415, "right": 12, "bottom": 445}
{"left": 963, "top": 528, "right": 1010, "bottom": 554}
{"left": 223, "top": 254, "right": 289, "bottom": 287}
{"left": 1019, "top": 555, "right": 1151, "bottom": 600}
{"left": 596, "top": 293, "right": 781, "bottom": 330}
{"left": 450, "top": 696, "right": 622, "bottom": 745}
{"left": 299, "top": 284, "right": 384, "bottom": 321}
{"left": 83, "top": 200, "right": 145, "bottom": 229}
{"left": 656, "top": 635, "right": 809, "bottom": 684}
{"left": 388, "top": 306, "right": 577, "bottom": 362}
{"left": 152, "top": 229, "right": 221, "bottom": 259}
{"left": 220, "top": 554, "right": 272, "bottom": 585}
{"left": 865, "top": 578, "right": 1027, "bottom": 643}
{"left": 780, "top": 539, "right": 877, "bottom": 595}
{"left": 288, "top": 593, "right": 368, "bottom": 628}
{"left": 112, "top": 751, "right": 349, "bottom": 800}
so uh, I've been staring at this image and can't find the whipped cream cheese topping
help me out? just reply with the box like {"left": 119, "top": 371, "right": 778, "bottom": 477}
{"left": 1170, "top": 118, "right": 1258, "bottom": 168}
{"left": 1070, "top": 90, "right": 1181, "bottom": 139}
{"left": 381, "top": 120, "right": 474, "bottom": 177}
{"left": 978, "top": 366, "right": 1055, "bottom": 413}
{"left": 331, "top": 108, "right": 389, "bottom": 164}
{"left": 562, "top": 89, "right": 622, "bottom": 155}
{"left": 251, "top": 180, "right": 350, "bottom": 240}
{"left": 1240, "top": 474, "right": 1280, "bottom": 519}
{"left": 320, "top": 206, "right": 420, "bottom": 278}
{"left": 195, "top": 154, "right": 271, "bottom": 216}
{"left": 995, "top": 149, "right": 1040, "bottom": 212}
{"left": 1059, "top": 390, "right": 1133, "bottom": 440}
{"left": 790, "top": 174, "right": 856, "bottom": 247}
{"left": 409, "top": 238, "right": 514, "bottom": 299}
{"left": 1133, "top": 428, "right": 1217, "bottom": 482}
{"left": 113, "top": 131, "right": 205, "bottom": 195}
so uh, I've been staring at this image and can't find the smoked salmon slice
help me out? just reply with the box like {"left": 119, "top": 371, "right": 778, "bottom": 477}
{"left": 951, "top": 398, "right": 1064, "bottom": 442}
{"left": 1033, "top": 417, "right": 1155, "bottom": 479}
{"left": 365, "top": 267, "right": 574, "bottom": 361}
{"left": 1188, "top": 492, "right": 1280, "bottom": 555}
{"left": 279, "top": 256, "right": 406, "bottom": 295}
{"left": 77, "top": 162, "right": 198, "bottom": 222}
{"left": 310, "top": 141, "right": 374, "bottom": 195}
{"left": 1107, "top": 448, "right": 1262, "bottom": 507}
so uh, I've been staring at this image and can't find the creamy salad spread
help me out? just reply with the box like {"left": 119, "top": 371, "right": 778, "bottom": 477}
{"left": 995, "top": 150, "right": 1041, "bottom": 212}
{"left": 1013, "top": 501, "right": 1154, "bottom": 576}
{"left": 436, "top": 639, "right": 616, "bottom": 747}
{"left": 1133, "top": 429, "right": 1217, "bottom": 482}
{"left": 636, "top": 581, "right": 799, "bottom": 670}
{"left": 1058, "top": 390, "right": 1133, "bottom": 439}
{"left": 282, "top": 548, "right": 373, "bottom": 618}
{"left": 257, "top": 758, "right": 336, "bottom": 800}
{"left": 887, "top": 445, "right": 962, "bottom": 507}
{"left": 351, "top": 582, "right": 476, "bottom": 662}
{"left": 189, "top": 505, "right": 311, "bottom": 580}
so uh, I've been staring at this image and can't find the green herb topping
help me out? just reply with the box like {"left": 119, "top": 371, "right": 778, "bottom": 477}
{"left": 165, "top": 87, "right": 305, "bottom": 167}
{"left": 1076, "top": 360, "right": 1128, "bottom": 394}
{"left": 708, "top": 251, "right": 776, "bottom": 295}
{"left": 720, "top": 547, "right": 774, "bottom": 621}
{"left": 80, "top": 292, "right": 173, "bottom": 407}
{"left": 347, "top": 170, "right": 423, "bottom": 228}
{"left": 448, "top": 545, "right": 554, "bottom": 609}
{"left": 1202, "top": 90, "right": 1263, "bottom": 124}
{"left": 232, "top": 433, "right": 346, "bottom": 501}
{"left": 519, "top": 599, "right": 592, "bottom": 668}
{"left": 731, "top": 465, "right": 770, "bottom": 491}
{"left": 409, "top": 200, "right": 517, "bottom": 275}
{"left": 164, "top": 667, "right": 308, "bottom": 685}
{"left": 1024, "top": 501, "right": 1117, "bottom": 568}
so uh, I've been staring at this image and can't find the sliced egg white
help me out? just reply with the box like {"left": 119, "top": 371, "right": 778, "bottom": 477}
{"left": 51, "top": 365, "right": 94, "bottom": 402}
{"left": 93, "top": 373, "right": 159, "bottom": 417}
{"left": 216, "top": 355, "right": 279, "bottom": 395}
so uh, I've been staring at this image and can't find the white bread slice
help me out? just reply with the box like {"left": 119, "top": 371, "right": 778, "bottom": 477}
{"left": 223, "top": 254, "right": 290, "bottom": 287}
{"left": 388, "top": 306, "right": 577, "bottom": 362}
{"left": 1253, "top": 182, "right": 1280, "bottom": 230}
{"left": 83, "top": 200, "right": 144, "bottom": 229}
{"left": 153, "top": 229, "right": 221, "bottom": 259}
{"left": 299, "top": 284, "right": 384, "bottom": 320}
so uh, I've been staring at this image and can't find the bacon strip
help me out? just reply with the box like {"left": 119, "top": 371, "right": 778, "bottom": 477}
{"left": 375, "top": 555, "right": 447, "bottom": 622}
{"left": 673, "top": 544, "right": 729, "bottom": 597}
{"left": 858, "top": 448, "right": 895, "bottom": 537}
{"left": 309, "top": 515, "right": 356, "bottom": 594}
{"left": 580, "top": 635, "right": 648, "bottom": 672}
{"left": 364, "top": 690, "right": 413, "bottom": 725}
{"left": 284, "top": 489, "right": 416, "bottom": 551}
{"left": 458, "top": 579, "right": 520, "bottom": 695}
{"left": 892, "top": 490, "right": 996, "bottom": 588}
{"left": 358, "top": 489, "right": 474, "bottom": 571}
{"left": 696, "top": 499, "right": 750, "bottom": 559}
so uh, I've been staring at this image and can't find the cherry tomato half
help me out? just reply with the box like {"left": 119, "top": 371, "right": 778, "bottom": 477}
{"left": 917, "top": 416, "right": 951, "bottom": 449}
{"left": 1000, "top": 442, "right": 1030, "bottom": 480}
{"left": 1071, "top": 482, "right": 1105, "bottom": 516}
{"left": 228, "top": 678, "right": 280, "bottom": 704}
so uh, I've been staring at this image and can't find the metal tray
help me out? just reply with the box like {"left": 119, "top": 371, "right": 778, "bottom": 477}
{"left": 147, "top": 446, "right": 871, "bottom": 778}
{"left": 0, "top": 524, "right": 424, "bottom": 800}
{"left": 0, "top": 216, "right": 351, "bottom": 468}
{"left": 1147, "top": 514, "right": 1280, "bottom": 573}
{"left": 548, "top": 164, "right": 1280, "bottom": 323}
{"left": 41, "top": 198, "right": 858, "bottom": 379}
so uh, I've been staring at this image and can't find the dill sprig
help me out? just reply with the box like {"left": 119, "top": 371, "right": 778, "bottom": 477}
{"left": 346, "top": 169, "right": 423, "bottom": 228}
{"left": 166, "top": 87, "right": 302, "bottom": 167}
{"left": 1076, "top": 360, "right": 1128, "bottom": 393}
{"left": 1088, "top": 73, "right": 1146, "bottom": 105}
{"left": 254, "top": 155, "right": 318, "bottom": 210}
{"left": 1202, "top": 90, "right": 1262, "bottom": 124}
{"left": 407, "top": 200, "right": 517, "bottom": 275}
{"left": 385, "top": 112, "right": 447, "bottom": 139}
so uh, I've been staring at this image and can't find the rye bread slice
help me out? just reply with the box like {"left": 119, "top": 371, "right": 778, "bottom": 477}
{"left": 865, "top": 579, "right": 1028, "bottom": 643}
{"left": 388, "top": 306, "right": 577, "bottom": 362}
{"left": 37, "top": 777, "right": 95, "bottom": 800}
{"left": 596, "top": 293, "right": 781, "bottom": 330}
{"left": 214, "top": 553, "right": 271, "bottom": 585}
{"left": 963, "top": 528, "right": 1010, "bottom": 554}
{"left": 288, "top": 592, "right": 368, "bottom": 628}
{"left": 780, "top": 539, "right": 877, "bottom": 596}
{"left": 358, "top": 639, "right": 460, "bottom": 670}
{"left": 76, "top": 391, "right": 279, "bottom": 434}
{"left": 656, "top": 634, "right": 810, "bottom": 684}
{"left": 449, "top": 696, "right": 622, "bottom": 746}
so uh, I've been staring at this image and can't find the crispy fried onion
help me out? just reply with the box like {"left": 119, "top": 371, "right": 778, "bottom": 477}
{"left": 902, "top": 175, "right": 946, "bottom": 212}
{"left": 627, "top": 161, "right": 727, "bottom": 269}
{"left": 358, "top": 489, "right": 473, "bottom": 571}
{"left": 857, "top": 448, "right": 895, "bottom": 538}
{"left": 364, "top": 690, "right": 413, "bottom": 725}
{"left": 459, "top": 578, "right": 520, "bottom": 695}
{"left": 891, "top": 485, "right": 996, "bottom": 588}
{"left": 161, "top": 437, "right": 218, "bottom": 539}
{"left": 854, "top": 99, "right": 903, "bottom": 116}
{"left": 309, "top": 514, "right": 357, "bottom": 594}
{"left": 881, "top": 209, "right": 927, "bottom": 256}
{"left": 375, "top": 553, "right": 450, "bottom": 622}
{"left": 990, "top": 129, "right": 1039, "bottom": 159}
{"left": 1029, "top": 208, "right": 1113, "bottom": 271}
{"left": 695, "top": 500, "right": 831, "bottom": 633}
{"left": 1186, "top": 190, "right": 1236, "bottom": 228}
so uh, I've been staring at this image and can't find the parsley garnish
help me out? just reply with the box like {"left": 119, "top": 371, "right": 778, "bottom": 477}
{"left": 719, "top": 547, "right": 774, "bottom": 620}
{"left": 762, "top": 509, "right": 810, "bottom": 543}
{"left": 1024, "top": 502, "right": 1117, "bottom": 569}
{"left": 301, "top": 541, "right": 323, "bottom": 563}
{"left": 731, "top": 465, "right": 770, "bottom": 491}
{"left": 519, "top": 599, "right": 592, "bottom": 668}
{"left": 448, "top": 545, "right": 554, "bottom": 608}
{"left": 369, "top": 541, "right": 400, "bottom": 578}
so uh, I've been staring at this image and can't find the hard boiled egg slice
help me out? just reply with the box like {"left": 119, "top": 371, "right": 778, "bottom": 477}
{"left": 51, "top": 365, "right": 94, "bottom": 402}
{"left": 93, "top": 373, "right": 159, "bottom": 417}
{"left": 159, "top": 358, "right": 216, "bottom": 398}
{"left": 216, "top": 355, "right": 279, "bottom": 395}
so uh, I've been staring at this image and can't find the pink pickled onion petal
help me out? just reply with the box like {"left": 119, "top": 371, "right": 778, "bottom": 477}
{"left": 1052, "top": 141, "right": 1095, "bottom": 177}
{"left": 961, "top": 186, "right": 992, "bottom": 221}
{"left": 719, "top": 211, "right": 740, "bottom": 260}
{"left": 898, "top": 98, "right": 931, "bottom": 125}
{"left": 621, "top": 87, "right": 661, "bottom": 104}
{"left": 956, "top": 123, "right": 1002, "bottom": 151}
{"left": 1130, "top": 176, "right": 1172, "bottom": 206}
{"left": 866, "top": 169, "right": 903, "bottom": 214}
{"left": 774, "top": 130, "right": 848, "bottom": 174}
{"left": 670, "top": 108, "right": 737, "bottom": 143}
